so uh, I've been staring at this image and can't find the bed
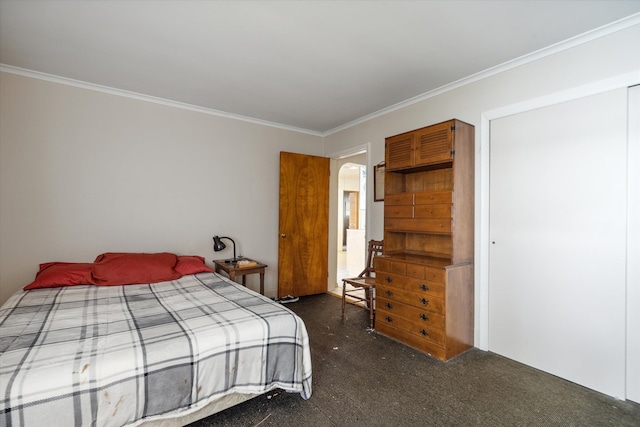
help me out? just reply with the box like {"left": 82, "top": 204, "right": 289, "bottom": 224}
{"left": 0, "top": 254, "right": 312, "bottom": 427}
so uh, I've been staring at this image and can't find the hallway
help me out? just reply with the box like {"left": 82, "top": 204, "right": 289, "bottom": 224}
{"left": 329, "top": 249, "right": 365, "bottom": 304}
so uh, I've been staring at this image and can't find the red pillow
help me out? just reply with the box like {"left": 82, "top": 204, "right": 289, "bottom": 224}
{"left": 24, "top": 262, "right": 94, "bottom": 290}
{"left": 92, "top": 252, "right": 181, "bottom": 286}
{"left": 175, "top": 255, "right": 213, "bottom": 276}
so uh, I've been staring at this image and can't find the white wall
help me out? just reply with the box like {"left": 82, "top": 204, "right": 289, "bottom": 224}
{"left": 322, "top": 20, "right": 640, "bottom": 399}
{"left": 326, "top": 24, "right": 640, "bottom": 210}
{"left": 0, "top": 72, "right": 324, "bottom": 304}
{"left": 323, "top": 22, "right": 640, "bottom": 346}
{"left": 1, "top": 19, "right": 639, "bottom": 366}
{"left": 336, "top": 154, "right": 365, "bottom": 250}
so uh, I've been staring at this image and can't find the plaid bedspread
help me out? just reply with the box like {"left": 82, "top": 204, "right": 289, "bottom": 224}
{"left": 0, "top": 273, "right": 312, "bottom": 427}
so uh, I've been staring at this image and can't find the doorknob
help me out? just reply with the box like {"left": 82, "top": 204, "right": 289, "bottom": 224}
{"left": 280, "top": 234, "right": 286, "bottom": 238}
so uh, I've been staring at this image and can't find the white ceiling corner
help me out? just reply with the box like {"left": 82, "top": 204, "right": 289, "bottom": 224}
{"left": 1, "top": 1, "right": 639, "bottom": 135}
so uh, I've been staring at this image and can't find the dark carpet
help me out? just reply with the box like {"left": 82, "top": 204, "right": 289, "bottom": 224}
{"left": 188, "top": 293, "right": 640, "bottom": 426}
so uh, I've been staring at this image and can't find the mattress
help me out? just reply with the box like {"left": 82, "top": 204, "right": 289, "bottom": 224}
{"left": 0, "top": 272, "right": 312, "bottom": 426}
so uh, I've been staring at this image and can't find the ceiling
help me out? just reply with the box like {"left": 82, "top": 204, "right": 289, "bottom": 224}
{"left": 1, "top": 1, "right": 640, "bottom": 135}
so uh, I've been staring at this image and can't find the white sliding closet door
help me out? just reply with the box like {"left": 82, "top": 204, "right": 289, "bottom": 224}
{"left": 489, "top": 89, "right": 628, "bottom": 398}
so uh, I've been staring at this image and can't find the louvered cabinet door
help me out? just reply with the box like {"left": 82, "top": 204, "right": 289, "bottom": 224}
{"left": 386, "top": 132, "right": 415, "bottom": 170}
{"left": 415, "top": 121, "right": 454, "bottom": 165}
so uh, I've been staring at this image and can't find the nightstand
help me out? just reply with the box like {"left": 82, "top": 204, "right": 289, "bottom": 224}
{"left": 213, "top": 259, "right": 267, "bottom": 295}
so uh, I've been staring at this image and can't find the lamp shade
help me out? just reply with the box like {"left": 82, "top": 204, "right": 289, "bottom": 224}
{"left": 212, "top": 236, "right": 226, "bottom": 252}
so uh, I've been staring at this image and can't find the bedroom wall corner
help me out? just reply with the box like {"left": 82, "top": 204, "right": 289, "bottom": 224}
{"left": 322, "top": 22, "right": 640, "bottom": 351}
{"left": 0, "top": 71, "right": 324, "bottom": 304}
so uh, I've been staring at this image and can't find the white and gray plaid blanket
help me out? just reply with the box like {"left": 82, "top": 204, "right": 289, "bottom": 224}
{"left": 0, "top": 272, "right": 312, "bottom": 426}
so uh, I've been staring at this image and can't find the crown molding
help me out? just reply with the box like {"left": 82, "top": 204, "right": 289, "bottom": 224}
{"left": 0, "top": 64, "right": 324, "bottom": 137}
{"left": 323, "top": 12, "right": 640, "bottom": 137}
{"left": 2, "top": 12, "right": 638, "bottom": 138}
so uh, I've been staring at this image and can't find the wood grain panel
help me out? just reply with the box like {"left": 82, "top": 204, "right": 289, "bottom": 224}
{"left": 375, "top": 272, "right": 445, "bottom": 298}
{"left": 414, "top": 191, "right": 452, "bottom": 205}
{"left": 384, "top": 218, "right": 452, "bottom": 233}
{"left": 278, "top": 152, "right": 329, "bottom": 298}
{"left": 376, "top": 284, "right": 445, "bottom": 315}
{"left": 375, "top": 321, "right": 447, "bottom": 360}
{"left": 416, "top": 121, "right": 453, "bottom": 165}
{"left": 386, "top": 133, "right": 415, "bottom": 170}
{"left": 380, "top": 119, "right": 474, "bottom": 361}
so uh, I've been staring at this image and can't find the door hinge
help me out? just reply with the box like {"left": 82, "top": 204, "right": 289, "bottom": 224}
{"left": 450, "top": 125, "right": 456, "bottom": 132}
{"left": 450, "top": 150, "right": 455, "bottom": 156}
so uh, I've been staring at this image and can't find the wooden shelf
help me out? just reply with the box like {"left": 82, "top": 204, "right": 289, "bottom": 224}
{"left": 378, "top": 119, "right": 474, "bottom": 361}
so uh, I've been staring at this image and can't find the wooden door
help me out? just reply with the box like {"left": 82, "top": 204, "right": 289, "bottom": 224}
{"left": 278, "top": 152, "right": 329, "bottom": 298}
{"left": 348, "top": 191, "right": 359, "bottom": 229}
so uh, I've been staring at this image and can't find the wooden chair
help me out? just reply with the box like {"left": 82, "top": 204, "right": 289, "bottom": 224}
{"left": 341, "top": 239, "right": 384, "bottom": 330}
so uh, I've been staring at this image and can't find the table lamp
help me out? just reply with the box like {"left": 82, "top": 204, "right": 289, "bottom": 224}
{"left": 213, "top": 235, "right": 239, "bottom": 263}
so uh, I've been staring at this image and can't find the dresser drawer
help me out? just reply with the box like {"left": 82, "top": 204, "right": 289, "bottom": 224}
{"left": 385, "top": 193, "right": 414, "bottom": 205}
{"left": 389, "top": 260, "right": 406, "bottom": 275}
{"left": 424, "top": 266, "right": 446, "bottom": 283}
{"left": 375, "top": 322, "right": 447, "bottom": 360}
{"left": 377, "top": 309, "right": 445, "bottom": 346}
{"left": 385, "top": 205, "right": 413, "bottom": 218}
{"left": 376, "top": 273, "right": 444, "bottom": 298}
{"left": 385, "top": 218, "right": 451, "bottom": 233}
{"left": 376, "top": 284, "right": 444, "bottom": 315}
{"left": 375, "top": 259, "right": 446, "bottom": 283}
{"left": 386, "top": 202, "right": 451, "bottom": 219}
{"left": 414, "top": 191, "right": 452, "bottom": 205}
{"left": 405, "top": 263, "right": 424, "bottom": 279}
{"left": 414, "top": 204, "right": 451, "bottom": 219}
{"left": 374, "top": 258, "right": 406, "bottom": 275}
{"left": 377, "top": 296, "right": 444, "bottom": 330}
{"left": 374, "top": 257, "right": 390, "bottom": 273}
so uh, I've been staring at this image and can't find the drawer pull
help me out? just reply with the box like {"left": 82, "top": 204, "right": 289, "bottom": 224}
{"left": 419, "top": 313, "right": 429, "bottom": 321}
{"left": 420, "top": 284, "right": 429, "bottom": 291}
{"left": 420, "top": 329, "right": 429, "bottom": 336}
{"left": 420, "top": 298, "right": 429, "bottom": 306}
{"left": 386, "top": 290, "right": 394, "bottom": 297}
{"left": 385, "top": 302, "right": 393, "bottom": 309}
{"left": 385, "top": 276, "right": 393, "bottom": 283}
{"left": 385, "top": 316, "right": 393, "bottom": 323}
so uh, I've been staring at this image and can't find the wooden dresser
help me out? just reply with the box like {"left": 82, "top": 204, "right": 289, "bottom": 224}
{"left": 375, "top": 119, "right": 474, "bottom": 361}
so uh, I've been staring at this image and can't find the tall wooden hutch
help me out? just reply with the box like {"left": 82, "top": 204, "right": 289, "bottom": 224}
{"left": 375, "top": 119, "right": 474, "bottom": 361}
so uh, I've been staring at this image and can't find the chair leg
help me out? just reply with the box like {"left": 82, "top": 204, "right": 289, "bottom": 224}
{"left": 341, "top": 281, "right": 346, "bottom": 320}
{"left": 368, "top": 289, "right": 375, "bottom": 330}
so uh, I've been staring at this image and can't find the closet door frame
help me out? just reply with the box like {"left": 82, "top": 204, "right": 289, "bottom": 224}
{"left": 626, "top": 84, "right": 640, "bottom": 403}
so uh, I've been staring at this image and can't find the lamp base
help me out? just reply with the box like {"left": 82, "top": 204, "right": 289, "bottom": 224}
{"left": 225, "top": 257, "right": 241, "bottom": 264}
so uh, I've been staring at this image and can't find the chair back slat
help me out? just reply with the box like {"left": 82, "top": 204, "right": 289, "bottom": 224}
{"left": 342, "top": 239, "right": 384, "bottom": 329}
{"left": 358, "top": 239, "right": 384, "bottom": 278}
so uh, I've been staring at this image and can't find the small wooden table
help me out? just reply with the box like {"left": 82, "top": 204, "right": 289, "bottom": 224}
{"left": 213, "top": 259, "right": 267, "bottom": 295}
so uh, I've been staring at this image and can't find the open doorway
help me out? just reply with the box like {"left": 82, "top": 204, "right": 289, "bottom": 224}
{"left": 330, "top": 154, "right": 366, "bottom": 297}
